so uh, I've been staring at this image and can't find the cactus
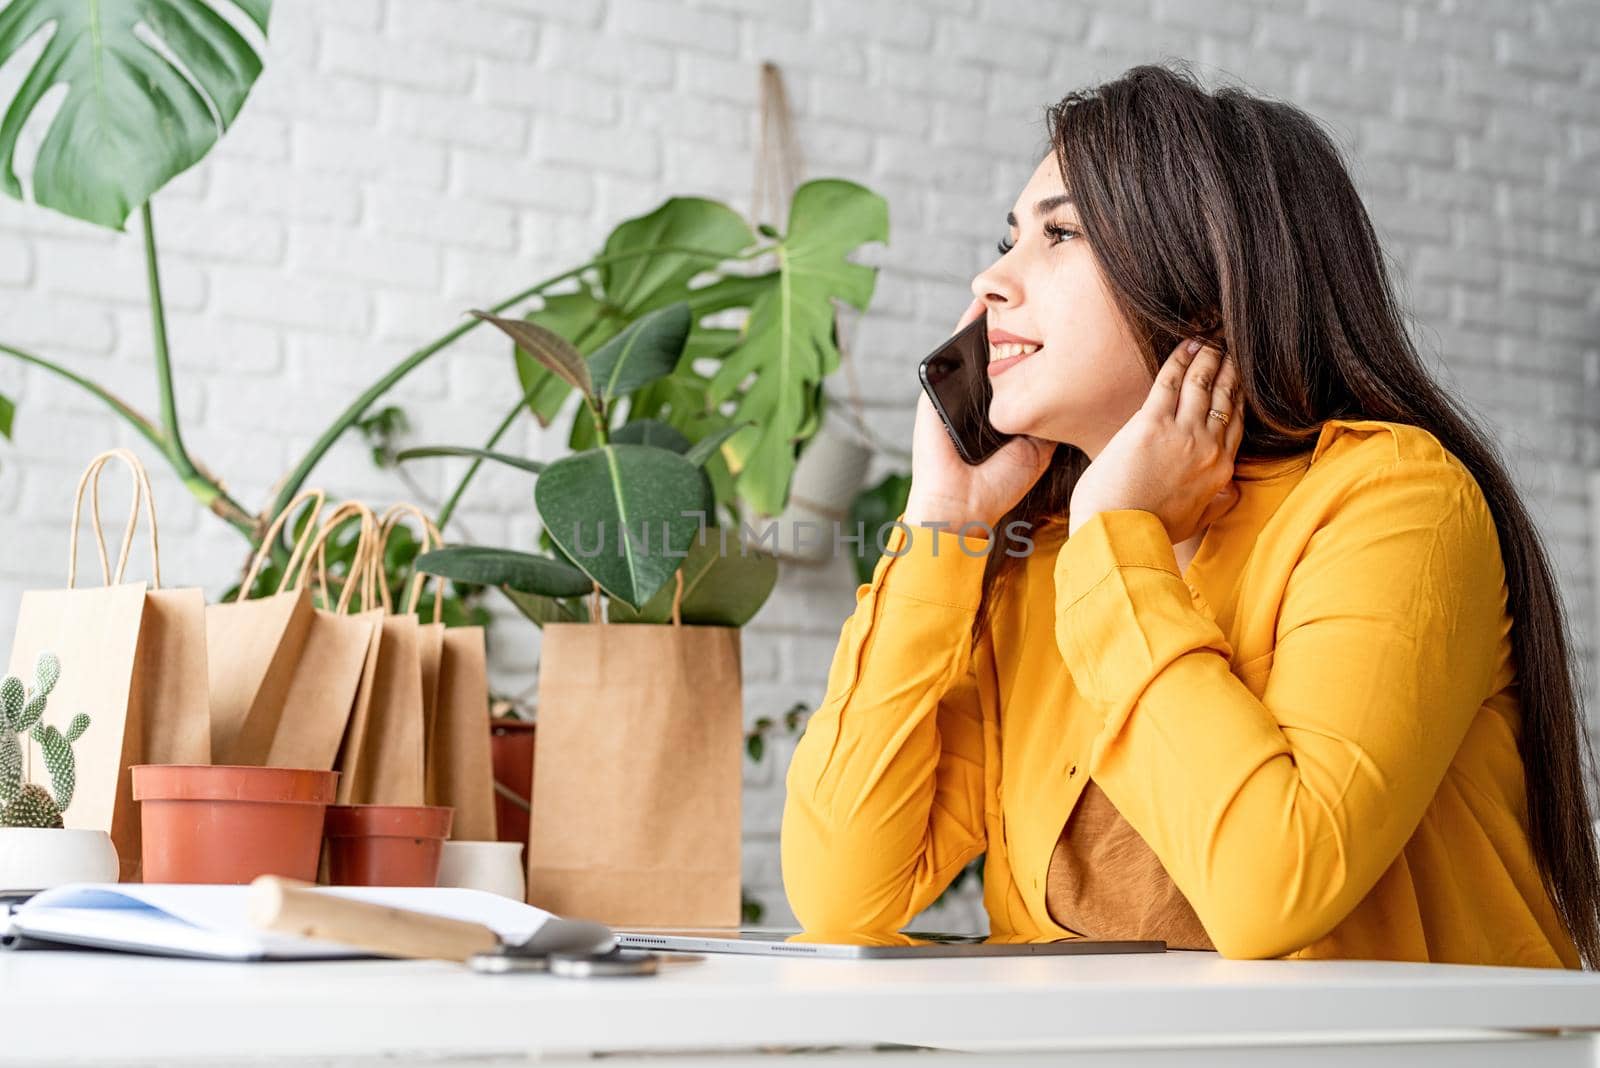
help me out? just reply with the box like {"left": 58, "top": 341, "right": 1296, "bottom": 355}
{"left": 0, "top": 652, "right": 90, "bottom": 830}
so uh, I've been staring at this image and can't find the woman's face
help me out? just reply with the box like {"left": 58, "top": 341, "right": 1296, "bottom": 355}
{"left": 970, "top": 152, "right": 1154, "bottom": 458}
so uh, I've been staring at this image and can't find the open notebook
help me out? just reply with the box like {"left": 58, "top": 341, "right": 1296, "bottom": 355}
{"left": 3, "top": 884, "right": 598, "bottom": 961}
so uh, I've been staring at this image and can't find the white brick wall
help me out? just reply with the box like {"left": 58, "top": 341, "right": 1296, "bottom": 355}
{"left": 0, "top": 0, "right": 1595, "bottom": 931}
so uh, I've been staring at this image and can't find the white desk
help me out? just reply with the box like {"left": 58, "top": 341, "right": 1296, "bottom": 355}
{"left": 4, "top": 948, "right": 1599, "bottom": 1065}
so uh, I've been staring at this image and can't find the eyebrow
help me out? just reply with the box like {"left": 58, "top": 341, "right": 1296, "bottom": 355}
{"left": 1006, "top": 195, "right": 1074, "bottom": 229}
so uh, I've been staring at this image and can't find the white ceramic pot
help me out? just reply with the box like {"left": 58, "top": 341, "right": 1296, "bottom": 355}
{"left": 0, "top": 828, "right": 119, "bottom": 892}
{"left": 435, "top": 840, "right": 526, "bottom": 900}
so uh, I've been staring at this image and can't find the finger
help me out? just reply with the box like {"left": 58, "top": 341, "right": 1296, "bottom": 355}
{"left": 1177, "top": 343, "right": 1224, "bottom": 429}
{"left": 1224, "top": 391, "right": 1246, "bottom": 455}
{"left": 1142, "top": 337, "right": 1201, "bottom": 418}
{"left": 1211, "top": 351, "right": 1239, "bottom": 419}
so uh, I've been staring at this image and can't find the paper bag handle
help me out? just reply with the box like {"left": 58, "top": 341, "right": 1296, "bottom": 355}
{"left": 297, "top": 502, "right": 379, "bottom": 614}
{"left": 248, "top": 876, "right": 500, "bottom": 963}
{"left": 68, "top": 448, "right": 161, "bottom": 590}
{"left": 376, "top": 503, "right": 444, "bottom": 623}
{"left": 234, "top": 489, "right": 329, "bottom": 603}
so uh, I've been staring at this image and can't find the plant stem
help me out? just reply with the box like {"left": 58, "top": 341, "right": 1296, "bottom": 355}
{"left": 435, "top": 396, "right": 524, "bottom": 531}
{"left": 142, "top": 203, "right": 191, "bottom": 478}
{"left": 141, "top": 206, "right": 254, "bottom": 535}
{"left": 432, "top": 308, "right": 620, "bottom": 532}
{"left": 0, "top": 343, "right": 165, "bottom": 448}
{"left": 0, "top": 340, "right": 256, "bottom": 535}
{"left": 269, "top": 243, "right": 754, "bottom": 527}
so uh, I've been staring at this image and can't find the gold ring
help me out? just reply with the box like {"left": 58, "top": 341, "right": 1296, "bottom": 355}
{"left": 1206, "top": 408, "right": 1230, "bottom": 425}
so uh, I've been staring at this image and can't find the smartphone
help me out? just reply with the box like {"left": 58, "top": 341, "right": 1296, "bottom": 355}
{"left": 917, "top": 309, "right": 1016, "bottom": 465}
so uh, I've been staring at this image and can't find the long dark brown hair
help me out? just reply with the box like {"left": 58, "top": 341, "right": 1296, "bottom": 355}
{"left": 975, "top": 61, "right": 1598, "bottom": 965}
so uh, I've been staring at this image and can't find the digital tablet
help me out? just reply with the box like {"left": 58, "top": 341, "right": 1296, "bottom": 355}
{"left": 615, "top": 929, "right": 1165, "bottom": 959}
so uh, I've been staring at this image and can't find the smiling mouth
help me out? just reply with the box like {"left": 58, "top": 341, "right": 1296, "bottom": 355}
{"left": 987, "top": 342, "right": 1040, "bottom": 377}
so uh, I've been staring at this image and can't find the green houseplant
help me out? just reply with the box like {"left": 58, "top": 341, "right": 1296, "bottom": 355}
{"left": 0, "top": 0, "right": 891, "bottom": 917}
{"left": 398, "top": 180, "right": 888, "bottom": 925}
{"left": 0, "top": 651, "right": 118, "bottom": 891}
{"left": 0, "top": 0, "right": 891, "bottom": 594}
{"left": 405, "top": 300, "right": 778, "bottom": 627}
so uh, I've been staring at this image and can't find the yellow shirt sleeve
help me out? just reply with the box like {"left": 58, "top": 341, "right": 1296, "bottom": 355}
{"left": 781, "top": 518, "right": 993, "bottom": 934}
{"left": 1054, "top": 459, "right": 1508, "bottom": 959}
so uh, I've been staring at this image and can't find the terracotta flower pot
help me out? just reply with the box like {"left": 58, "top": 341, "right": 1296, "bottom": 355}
{"left": 131, "top": 765, "right": 338, "bottom": 884}
{"left": 324, "top": 804, "right": 454, "bottom": 887}
{"left": 489, "top": 717, "right": 535, "bottom": 848}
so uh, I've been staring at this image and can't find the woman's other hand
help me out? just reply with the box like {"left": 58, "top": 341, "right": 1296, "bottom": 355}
{"left": 1067, "top": 337, "right": 1245, "bottom": 542}
{"left": 904, "top": 297, "right": 1057, "bottom": 531}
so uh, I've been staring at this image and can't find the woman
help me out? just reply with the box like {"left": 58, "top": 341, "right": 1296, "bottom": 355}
{"left": 781, "top": 63, "right": 1597, "bottom": 967}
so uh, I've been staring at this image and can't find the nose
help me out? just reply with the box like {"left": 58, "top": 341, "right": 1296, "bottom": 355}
{"left": 970, "top": 255, "right": 1018, "bottom": 311}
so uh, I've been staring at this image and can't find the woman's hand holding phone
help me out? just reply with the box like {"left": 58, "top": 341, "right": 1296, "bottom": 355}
{"left": 904, "top": 297, "right": 1057, "bottom": 532}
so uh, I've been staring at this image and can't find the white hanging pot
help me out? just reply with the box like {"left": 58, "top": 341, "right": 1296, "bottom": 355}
{"left": 0, "top": 828, "right": 119, "bottom": 893}
{"left": 746, "top": 418, "right": 874, "bottom": 563}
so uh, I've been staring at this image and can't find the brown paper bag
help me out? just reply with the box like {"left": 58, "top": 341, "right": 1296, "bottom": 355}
{"left": 431, "top": 625, "right": 495, "bottom": 840}
{"left": 207, "top": 493, "right": 378, "bottom": 771}
{"left": 333, "top": 507, "right": 425, "bottom": 806}
{"left": 7, "top": 449, "right": 211, "bottom": 880}
{"left": 267, "top": 503, "right": 384, "bottom": 772}
{"left": 387, "top": 509, "right": 497, "bottom": 841}
{"left": 381, "top": 506, "right": 446, "bottom": 772}
{"left": 528, "top": 579, "right": 742, "bottom": 926}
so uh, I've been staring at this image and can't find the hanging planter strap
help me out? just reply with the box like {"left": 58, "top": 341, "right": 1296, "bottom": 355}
{"left": 67, "top": 447, "right": 162, "bottom": 589}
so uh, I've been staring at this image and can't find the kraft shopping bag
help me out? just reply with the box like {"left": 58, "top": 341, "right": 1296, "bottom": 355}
{"left": 414, "top": 512, "right": 495, "bottom": 841}
{"left": 7, "top": 449, "right": 211, "bottom": 880}
{"left": 207, "top": 493, "right": 378, "bottom": 771}
{"left": 528, "top": 576, "right": 742, "bottom": 926}
{"left": 332, "top": 506, "right": 425, "bottom": 806}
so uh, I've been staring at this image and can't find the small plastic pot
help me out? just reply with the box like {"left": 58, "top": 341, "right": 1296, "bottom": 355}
{"left": 131, "top": 765, "right": 338, "bottom": 884}
{"left": 324, "top": 804, "right": 454, "bottom": 887}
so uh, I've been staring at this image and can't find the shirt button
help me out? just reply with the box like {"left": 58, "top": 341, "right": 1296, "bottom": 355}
{"left": 1068, "top": 765, "right": 1077, "bottom": 777}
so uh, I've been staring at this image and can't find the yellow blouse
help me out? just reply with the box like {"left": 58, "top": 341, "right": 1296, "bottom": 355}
{"left": 781, "top": 418, "right": 1580, "bottom": 966}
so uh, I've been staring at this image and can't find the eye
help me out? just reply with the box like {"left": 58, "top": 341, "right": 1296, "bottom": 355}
{"left": 996, "top": 222, "right": 1080, "bottom": 256}
{"left": 1044, "top": 222, "right": 1079, "bottom": 244}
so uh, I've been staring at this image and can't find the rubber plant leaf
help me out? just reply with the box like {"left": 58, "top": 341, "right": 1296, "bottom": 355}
{"left": 413, "top": 547, "right": 592, "bottom": 599}
{"left": 607, "top": 525, "right": 778, "bottom": 627}
{"left": 585, "top": 302, "right": 692, "bottom": 402}
{"left": 0, "top": 0, "right": 273, "bottom": 230}
{"left": 513, "top": 287, "right": 619, "bottom": 428}
{"left": 472, "top": 310, "right": 594, "bottom": 402}
{"left": 500, "top": 586, "right": 588, "bottom": 627}
{"left": 610, "top": 419, "right": 692, "bottom": 453}
{"left": 535, "top": 443, "right": 713, "bottom": 609}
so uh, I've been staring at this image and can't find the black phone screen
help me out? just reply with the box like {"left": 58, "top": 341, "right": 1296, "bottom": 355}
{"left": 917, "top": 309, "right": 1016, "bottom": 465}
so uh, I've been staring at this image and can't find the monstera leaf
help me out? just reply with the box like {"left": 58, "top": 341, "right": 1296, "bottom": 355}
{"left": 0, "top": 0, "right": 273, "bottom": 230}
{"left": 703, "top": 179, "right": 889, "bottom": 517}
{"left": 600, "top": 196, "right": 757, "bottom": 316}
